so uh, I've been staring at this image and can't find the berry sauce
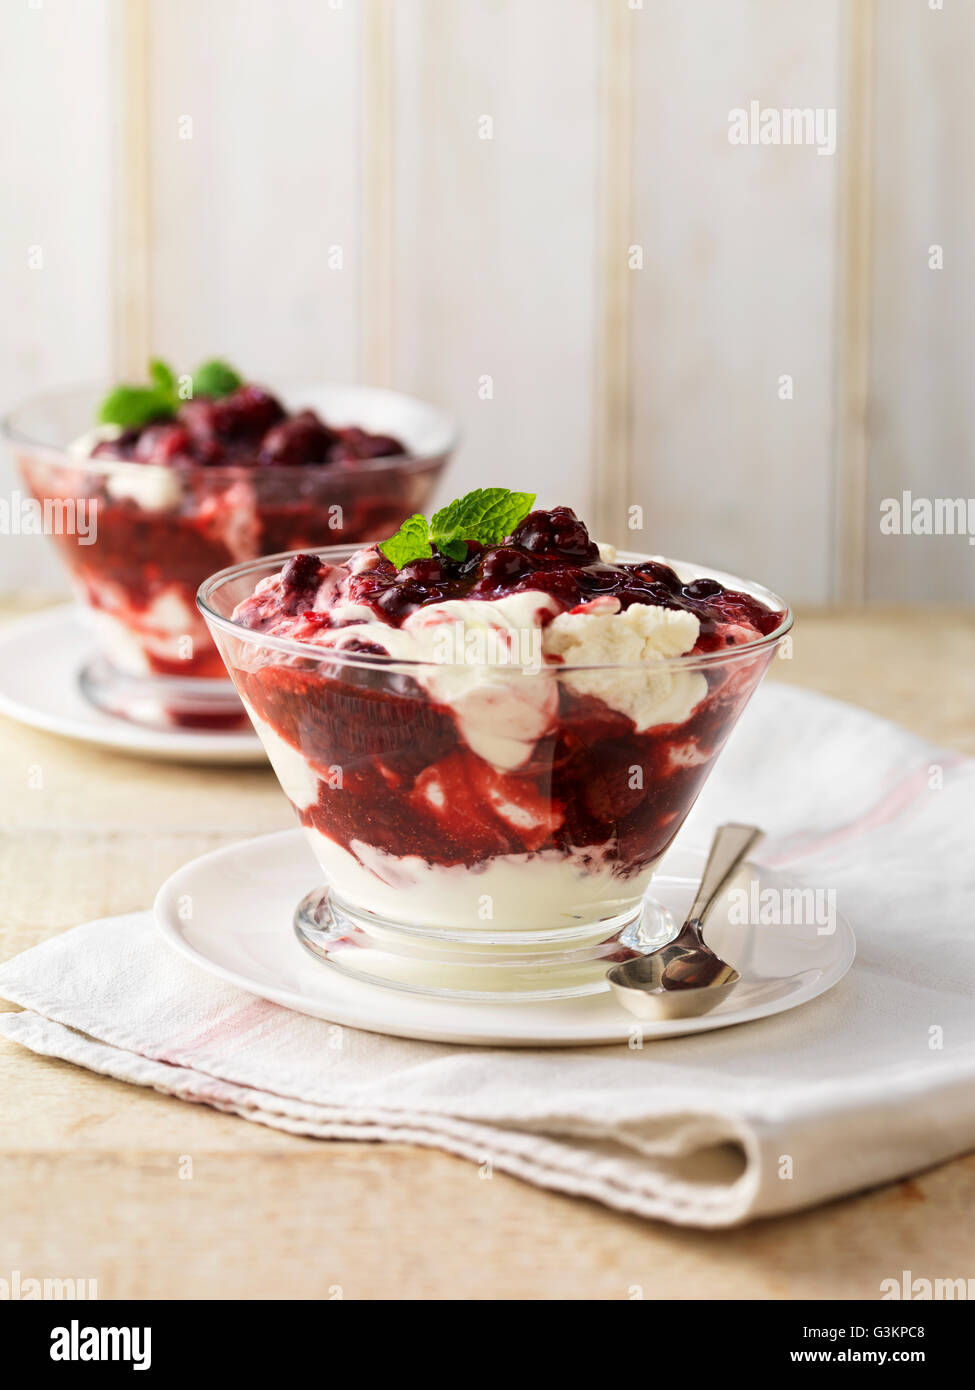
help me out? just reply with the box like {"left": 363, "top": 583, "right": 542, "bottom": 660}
{"left": 237, "top": 506, "right": 784, "bottom": 655}
{"left": 232, "top": 508, "right": 787, "bottom": 875}
{"left": 89, "top": 384, "right": 406, "bottom": 470}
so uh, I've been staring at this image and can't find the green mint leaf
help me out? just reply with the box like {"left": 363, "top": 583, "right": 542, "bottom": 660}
{"left": 436, "top": 534, "right": 469, "bottom": 562}
{"left": 430, "top": 488, "right": 536, "bottom": 553}
{"left": 378, "top": 489, "right": 538, "bottom": 570}
{"left": 192, "top": 359, "right": 242, "bottom": 399}
{"left": 97, "top": 386, "right": 174, "bottom": 430}
{"left": 149, "top": 358, "right": 176, "bottom": 397}
{"left": 379, "top": 514, "right": 434, "bottom": 568}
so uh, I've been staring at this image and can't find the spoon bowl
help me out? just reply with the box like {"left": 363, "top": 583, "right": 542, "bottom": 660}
{"left": 608, "top": 824, "right": 762, "bottom": 1021}
{"left": 607, "top": 944, "right": 741, "bottom": 1021}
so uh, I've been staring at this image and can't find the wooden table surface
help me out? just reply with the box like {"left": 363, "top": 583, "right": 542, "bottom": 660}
{"left": 1, "top": 598, "right": 973, "bottom": 1300}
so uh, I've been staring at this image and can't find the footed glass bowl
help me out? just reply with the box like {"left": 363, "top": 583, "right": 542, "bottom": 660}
{"left": 200, "top": 544, "right": 790, "bottom": 1000}
{"left": 199, "top": 547, "right": 792, "bottom": 999}
{"left": 3, "top": 384, "right": 457, "bottom": 731}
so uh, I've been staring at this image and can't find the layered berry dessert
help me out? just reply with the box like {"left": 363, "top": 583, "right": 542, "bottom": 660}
{"left": 216, "top": 491, "right": 788, "bottom": 937}
{"left": 12, "top": 363, "right": 454, "bottom": 727}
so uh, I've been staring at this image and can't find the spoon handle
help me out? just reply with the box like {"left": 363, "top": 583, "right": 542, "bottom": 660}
{"left": 684, "top": 823, "right": 764, "bottom": 929}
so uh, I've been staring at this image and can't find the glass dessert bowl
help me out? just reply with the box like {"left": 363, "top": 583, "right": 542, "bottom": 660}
{"left": 198, "top": 500, "right": 792, "bottom": 1000}
{"left": 3, "top": 377, "right": 458, "bottom": 730}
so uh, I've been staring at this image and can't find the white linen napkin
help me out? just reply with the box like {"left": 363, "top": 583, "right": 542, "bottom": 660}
{"left": 2, "top": 682, "right": 974, "bottom": 1227}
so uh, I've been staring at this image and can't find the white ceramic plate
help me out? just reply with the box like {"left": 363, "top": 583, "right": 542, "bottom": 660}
{"left": 154, "top": 828, "right": 856, "bottom": 1047}
{"left": 0, "top": 606, "right": 264, "bottom": 764}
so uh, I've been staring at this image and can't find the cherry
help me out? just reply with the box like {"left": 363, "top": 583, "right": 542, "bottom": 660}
{"left": 279, "top": 552, "right": 323, "bottom": 609}
{"left": 259, "top": 411, "right": 336, "bottom": 466}
{"left": 551, "top": 508, "right": 600, "bottom": 561}
{"left": 509, "top": 506, "right": 599, "bottom": 562}
{"left": 514, "top": 568, "right": 583, "bottom": 606}
{"left": 682, "top": 577, "right": 722, "bottom": 600}
{"left": 508, "top": 511, "right": 548, "bottom": 553}
{"left": 178, "top": 398, "right": 228, "bottom": 440}
{"left": 633, "top": 560, "right": 680, "bottom": 589}
{"left": 376, "top": 579, "right": 428, "bottom": 621}
{"left": 475, "top": 545, "right": 535, "bottom": 591}
{"left": 334, "top": 426, "right": 405, "bottom": 460}
{"left": 219, "top": 384, "right": 285, "bottom": 438}
{"left": 399, "top": 557, "right": 447, "bottom": 586}
{"left": 134, "top": 424, "right": 193, "bottom": 465}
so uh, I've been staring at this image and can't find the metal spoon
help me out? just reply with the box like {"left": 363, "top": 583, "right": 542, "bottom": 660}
{"left": 607, "top": 823, "right": 763, "bottom": 1021}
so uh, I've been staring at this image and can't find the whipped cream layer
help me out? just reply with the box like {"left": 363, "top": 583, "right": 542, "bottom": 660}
{"left": 305, "top": 826, "right": 652, "bottom": 934}
{"left": 545, "top": 597, "right": 706, "bottom": 732}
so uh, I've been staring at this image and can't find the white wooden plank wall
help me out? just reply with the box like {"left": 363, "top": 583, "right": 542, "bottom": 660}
{"left": 2, "top": 0, "right": 971, "bottom": 604}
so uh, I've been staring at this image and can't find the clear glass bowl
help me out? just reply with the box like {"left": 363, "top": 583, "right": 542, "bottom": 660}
{"left": 3, "top": 383, "right": 458, "bottom": 731}
{"left": 199, "top": 546, "right": 792, "bottom": 1000}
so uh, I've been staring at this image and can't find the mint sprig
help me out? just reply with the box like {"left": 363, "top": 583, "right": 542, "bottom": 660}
{"left": 97, "top": 357, "right": 243, "bottom": 429}
{"left": 192, "top": 359, "right": 242, "bottom": 399}
{"left": 430, "top": 488, "right": 536, "bottom": 560}
{"left": 379, "top": 488, "right": 536, "bottom": 567}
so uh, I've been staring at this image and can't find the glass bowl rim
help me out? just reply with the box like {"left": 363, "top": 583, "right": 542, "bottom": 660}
{"left": 197, "top": 543, "right": 795, "bottom": 675}
{"left": 1, "top": 379, "right": 461, "bottom": 478}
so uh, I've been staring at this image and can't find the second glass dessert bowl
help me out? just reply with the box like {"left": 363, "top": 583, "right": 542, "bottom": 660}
{"left": 3, "top": 382, "right": 457, "bottom": 731}
{"left": 199, "top": 543, "right": 792, "bottom": 1001}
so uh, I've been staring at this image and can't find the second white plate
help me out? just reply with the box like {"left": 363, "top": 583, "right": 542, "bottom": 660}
{"left": 0, "top": 605, "right": 264, "bottom": 764}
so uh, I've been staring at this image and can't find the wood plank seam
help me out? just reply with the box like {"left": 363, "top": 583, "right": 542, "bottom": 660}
{"left": 109, "top": 0, "right": 152, "bottom": 377}
{"left": 832, "top": 0, "right": 875, "bottom": 601}
{"left": 593, "top": 0, "right": 634, "bottom": 544}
